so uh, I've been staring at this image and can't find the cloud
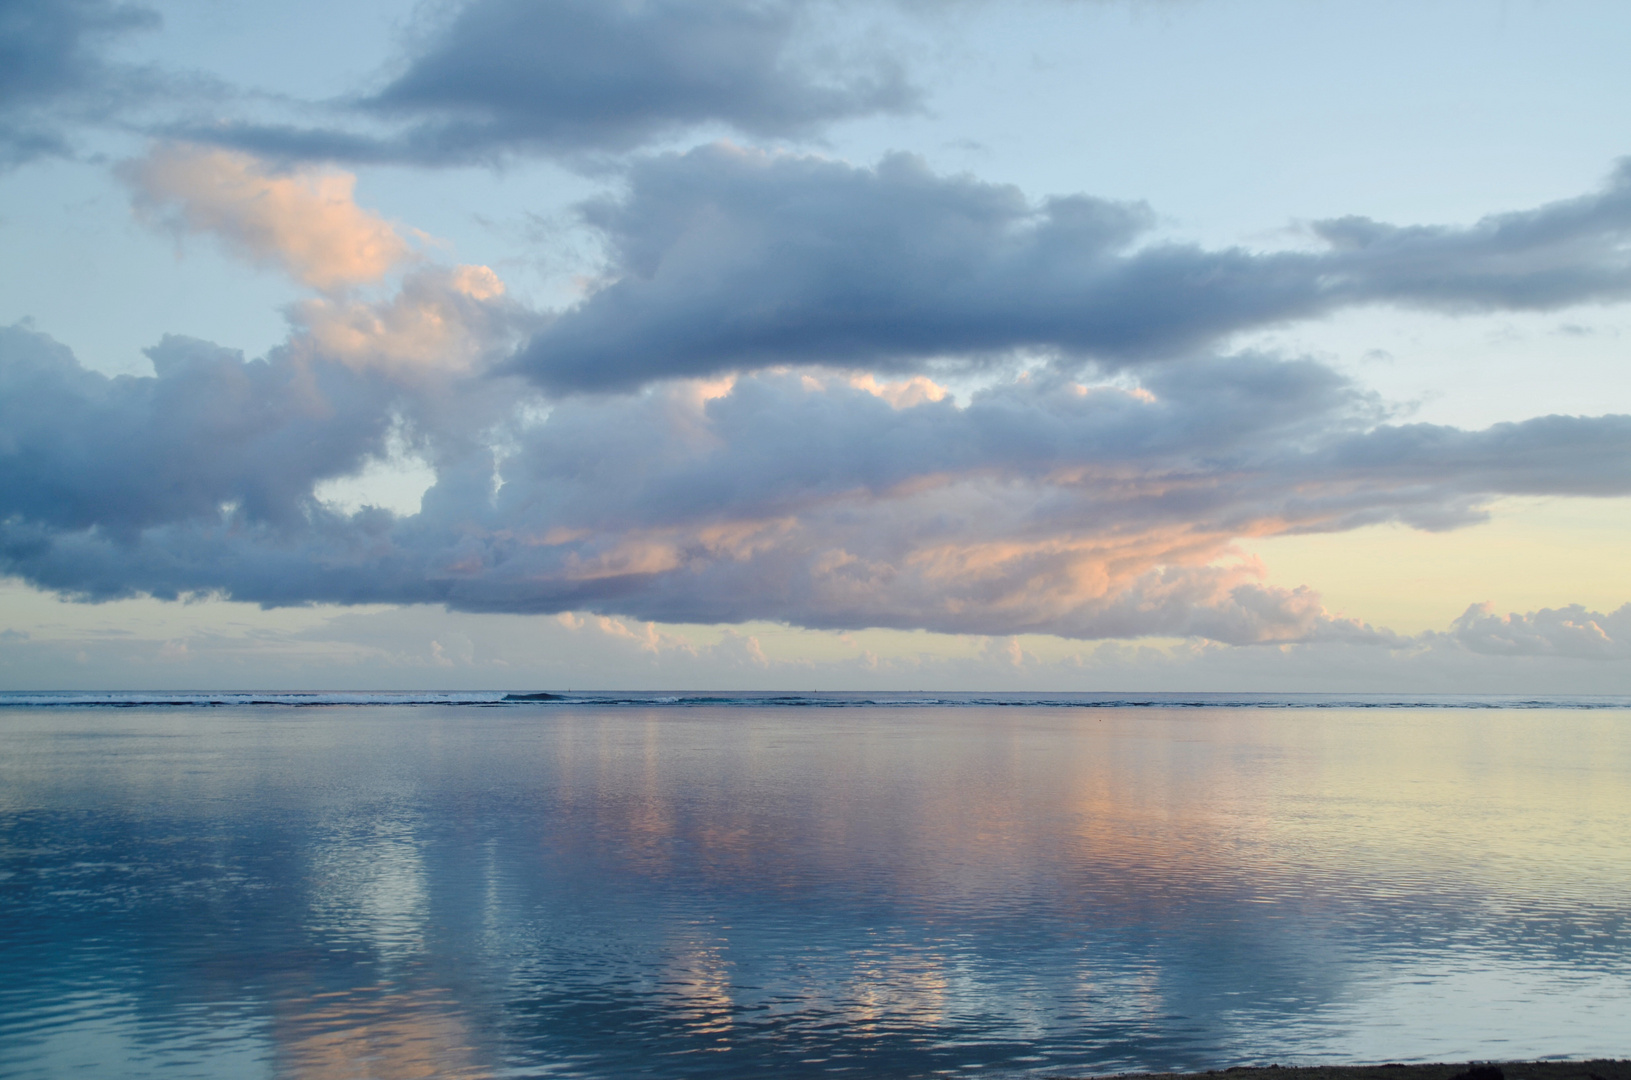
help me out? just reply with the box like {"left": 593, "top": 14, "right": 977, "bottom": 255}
{"left": 9, "top": 591, "right": 1631, "bottom": 694}
{"left": 1448, "top": 602, "right": 1631, "bottom": 660}
{"left": 3, "top": 319, "right": 1627, "bottom": 645}
{"left": 1300, "top": 414, "right": 1631, "bottom": 520}
{"left": 289, "top": 264, "right": 534, "bottom": 379}
{"left": 193, "top": 0, "right": 917, "bottom": 165}
{"left": 0, "top": 325, "right": 397, "bottom": 534}
{"left": 11, "top": 136, "right": 1631, "bottom": 649}
{"left": 512, "top": 147, "right": 1631, "bottom": 392}
{"left": 118, "top": 143, "right": 534, "bottom": 377}
{"left": 122, "top": 143, "right": 414, "bottom": 291}
{"left": 0, "top": 0, "right": 159, "bottom": 168}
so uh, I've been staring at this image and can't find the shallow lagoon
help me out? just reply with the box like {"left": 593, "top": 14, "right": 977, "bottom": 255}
{"left": 2, "top": 698, "right": 1629, "bottom": 1078}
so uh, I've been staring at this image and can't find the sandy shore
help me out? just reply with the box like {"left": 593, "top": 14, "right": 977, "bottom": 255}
{"left": 1079, "top": 1063, "right": 1631, "bottom": 1080}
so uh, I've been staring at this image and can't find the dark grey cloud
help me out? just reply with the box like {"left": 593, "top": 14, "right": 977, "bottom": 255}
{"left": 512, "top": 148, "right": 1631, "bottom": 392}
{"left": 0, "top": 325, "right": 395, "bottom": 535}
{"left": 1303, "top": 414, "right": 1631, "bottom": 509}
{"left": 198, "top": 0, "right": 917, "bottom": 165}
{"left": 506, "top": 354, "right": 1365, "bottom": 533}
{"left": 0, "top": 0, "right": 158, "bottom": 168}
{"left": 5, "top": 322, "right": 1629, "bottom": 644}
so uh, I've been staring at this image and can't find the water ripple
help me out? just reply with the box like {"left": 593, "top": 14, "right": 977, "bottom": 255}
{"left": 2, "top": 704, "right": 1629, "bottom": 1078}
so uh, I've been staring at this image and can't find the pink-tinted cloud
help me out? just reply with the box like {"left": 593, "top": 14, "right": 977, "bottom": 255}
{"left": 123, "top": 143, "right": 413, "bottom": 291}
{"left": 290, "top": 264, "right": 528, "bottom": 379}
{"left": 6, "top": 319, "right": 1623, "bottom": 647}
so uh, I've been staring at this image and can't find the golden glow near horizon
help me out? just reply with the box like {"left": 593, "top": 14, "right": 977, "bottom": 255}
{"left": 1238, "top": 495, "right": 1631, "bottom": 634}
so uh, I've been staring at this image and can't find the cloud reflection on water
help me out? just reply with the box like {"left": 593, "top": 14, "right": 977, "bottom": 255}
{"left": 272, "top": 989, "right": 486, "bottom": 1080}
{"left": 0, "top": 705, "right": 1628, "bottom": 1078}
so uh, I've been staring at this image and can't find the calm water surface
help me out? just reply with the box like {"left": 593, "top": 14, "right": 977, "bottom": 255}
{"left": 1, "top": 699, "right": 1628, "bottom": 1078}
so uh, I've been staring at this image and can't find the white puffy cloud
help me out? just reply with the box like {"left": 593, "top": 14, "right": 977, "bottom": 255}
{"left": 1449, "top": 602, "right": 1631, "bottom": 660}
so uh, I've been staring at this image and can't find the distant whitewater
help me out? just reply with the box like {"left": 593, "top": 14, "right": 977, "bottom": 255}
{"left": 3, "top": 690, "right": 1630, "bottom": 708}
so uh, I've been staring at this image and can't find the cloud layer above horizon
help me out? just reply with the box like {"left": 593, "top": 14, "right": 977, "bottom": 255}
{"left": 5, "top": 141, "right": 1631, "bottom": 651}
{"left": 4, "top": 0, "right": 1631, "bottom": 675}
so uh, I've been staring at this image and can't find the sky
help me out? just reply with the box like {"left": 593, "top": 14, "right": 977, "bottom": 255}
{"left": 2, "top": 0, "right": 1630, "bottom": 692}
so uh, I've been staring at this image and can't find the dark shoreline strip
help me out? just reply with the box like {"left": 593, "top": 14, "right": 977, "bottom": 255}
{"left": 1078, "top": 1062, "right": 1628, "bottom": 1080}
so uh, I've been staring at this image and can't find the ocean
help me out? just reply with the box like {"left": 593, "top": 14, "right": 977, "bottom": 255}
{"left": 2, "top": 693, "right": 1628, "bottom": 1078}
